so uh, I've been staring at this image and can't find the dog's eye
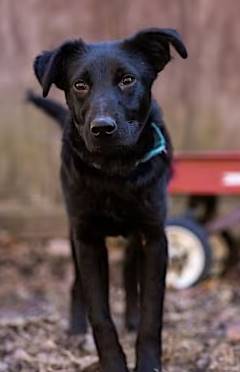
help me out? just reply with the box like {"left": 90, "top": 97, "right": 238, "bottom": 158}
{"left": 73, "top": 80, "right": 89, "bottom": 93}
{"left": 119, "top": 75, "right": 136, "bottom": 89}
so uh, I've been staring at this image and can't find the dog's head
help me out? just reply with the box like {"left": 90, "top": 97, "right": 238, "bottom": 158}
{"left": 34, "top": 28, "right": 187, "bottom": 154}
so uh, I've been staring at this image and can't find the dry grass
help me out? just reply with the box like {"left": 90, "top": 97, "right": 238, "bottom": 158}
{"left": 0, "top": 101, "right": 62, "bottom": 206}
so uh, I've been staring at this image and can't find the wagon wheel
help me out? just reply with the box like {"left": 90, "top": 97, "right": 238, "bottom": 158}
{"left": 209, "top": 230, "right": 236, "bottom": 276}
{"left": 187, "top": 194, "right": 218, "bottom": 223}
{"left": 166, "top": 216, "right": 212, "bottom": 289}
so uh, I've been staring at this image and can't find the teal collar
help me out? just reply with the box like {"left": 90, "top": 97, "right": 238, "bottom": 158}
{"left": 136, "top": 122, "right": 167, "bottom": 166}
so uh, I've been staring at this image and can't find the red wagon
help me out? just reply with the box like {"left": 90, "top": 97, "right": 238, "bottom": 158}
{"left": 166, "top": 152, "right": 240, "bottom": 289}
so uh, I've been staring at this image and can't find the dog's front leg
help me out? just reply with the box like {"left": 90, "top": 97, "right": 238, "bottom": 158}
{"left": 124, "top": 234, "right": 141, "bottom": 331}
{"left": 72, "top": 226, "right": 129, "bottom": 372}
{"left": 136, "top": 227, "right": 168, "bottom": 372}
{"left": 69, "top": 230, "right": 88, "bottom": 335}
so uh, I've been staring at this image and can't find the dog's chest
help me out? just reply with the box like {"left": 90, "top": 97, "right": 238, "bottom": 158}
{"left": 69, "top": 179, "right": 149, "bottom": 234}
{"left": 62, "top": 158, "right": 166, "bottom": 235}
{"left": 93, "top": 184, "right": 139, "bottom": 217}
{"left": 91, "top": 191, "right": 143, "bottom": 235}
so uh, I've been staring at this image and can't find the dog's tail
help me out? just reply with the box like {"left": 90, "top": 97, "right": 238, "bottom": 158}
{"left": 26, "top": 90, "right": 68, "bottom": 129}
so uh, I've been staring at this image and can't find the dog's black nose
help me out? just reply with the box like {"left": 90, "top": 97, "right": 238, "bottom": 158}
{"left": 90, "top": 117, "right": 117, "bottom": 137}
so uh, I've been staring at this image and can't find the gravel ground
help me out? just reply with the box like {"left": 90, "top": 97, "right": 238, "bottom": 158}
{"left": 0, "top": 234, "right": 240, "bottom": 372}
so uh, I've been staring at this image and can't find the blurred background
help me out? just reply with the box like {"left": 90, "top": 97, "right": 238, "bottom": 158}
{"left": 0, "top": 1, "right": 240, "bottom": 371}
{"left": 1, "top": 0, "right": 240, "bottom": 215}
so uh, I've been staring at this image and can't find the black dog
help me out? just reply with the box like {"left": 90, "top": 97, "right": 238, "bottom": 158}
{"left": 32, "top": 28, "right": 187, "bottom": 372}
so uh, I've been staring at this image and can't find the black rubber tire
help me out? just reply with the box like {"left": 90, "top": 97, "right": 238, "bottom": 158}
{"left": 218, "top": 230, "right": 237, "bottom": 271}
{"left": 166, "top": 216, "right": 212, "bottom": 289}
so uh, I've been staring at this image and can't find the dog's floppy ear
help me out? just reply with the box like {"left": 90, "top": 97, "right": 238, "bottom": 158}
{"left": 123, "top": 28, "right": 187, "bottom": 74}
{"left": 34, "top": 40, "right": 86, "bottom": 97}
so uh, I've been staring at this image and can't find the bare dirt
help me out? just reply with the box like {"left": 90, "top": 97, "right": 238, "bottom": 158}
{"left": 0, "top": 235, "right": 240, "bottom": 372}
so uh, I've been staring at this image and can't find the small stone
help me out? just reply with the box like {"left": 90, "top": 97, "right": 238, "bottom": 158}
{"left": 85, "top": 333, "right": 96, "bottom": 353}
{"left": 47, "top": 239, "right": 70, "bottom": 257}
{"left": 80, "top": 357, "right": 99, "bottom": 370}
{"left": 43, "top": 339, "right": 57, "bottom": 350}
{"left": 79, "top": 333, "right": 96, "bottom": 353}
{"left": 0, "top": 230, "right": 14, "bottom": 246}
{"left": 0, "top": 362, "right": 8, "bottom": 372}
{"left": 196, "top": 354, "right": 210, "bottom": 369}
{"left": 226, "top": 322, "right": 240, "bottom": 342}
{"left": 13, "top": 348, "right": 32, "bottom": 362}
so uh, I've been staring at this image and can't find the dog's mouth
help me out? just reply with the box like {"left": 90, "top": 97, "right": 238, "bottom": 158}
{"left": 87, "top": 120, "right": 141, "bottom": 152}
{"left": 86, "top": 141, "right": 132, "bottom": 155}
